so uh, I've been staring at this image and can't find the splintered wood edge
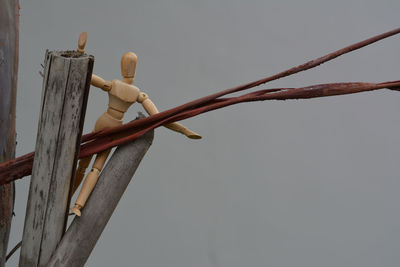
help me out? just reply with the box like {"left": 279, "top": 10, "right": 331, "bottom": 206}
{"left": 53, "top": 50, "right": 94, "bottom": 59}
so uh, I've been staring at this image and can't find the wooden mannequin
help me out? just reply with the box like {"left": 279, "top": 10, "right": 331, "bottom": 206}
{"left": 71, "top": 33, "right": 201, "bottom": 216}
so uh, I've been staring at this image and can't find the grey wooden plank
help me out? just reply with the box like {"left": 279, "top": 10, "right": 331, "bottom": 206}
{"left": 19, "top": 51, "right": 93, "bottom": 267}
{"left": 47, "top": 126, "right": 154, "bottom": 267}
{"left": 19, "top": 52, "right": 71, "bottom": 267}
{"left": 39, "top": 55, "right": 93, "bottom": 266}
{"left": 0, "top": 0, "right": 19, "bottom": 265}
{"left": 19, "top": 51, "right": 70, "bottom": 266}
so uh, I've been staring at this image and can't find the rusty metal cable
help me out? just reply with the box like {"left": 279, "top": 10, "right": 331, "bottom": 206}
{"left": 1, "top": 27, "right": 400, "bottom": 185}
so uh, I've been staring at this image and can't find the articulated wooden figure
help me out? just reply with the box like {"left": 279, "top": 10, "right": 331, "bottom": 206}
{"left": 71, "top": 33, "right": 201, "bottom": 216}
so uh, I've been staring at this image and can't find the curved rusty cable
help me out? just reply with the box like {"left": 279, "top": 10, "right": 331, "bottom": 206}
{"left": 1, "top": 27, "right": 400, "bottom": 185}
{"left": 81, "top": 27, "right": 400, "bottom": 143}
{"left": 1, "top": 80, "right": 398, "bottom": 185}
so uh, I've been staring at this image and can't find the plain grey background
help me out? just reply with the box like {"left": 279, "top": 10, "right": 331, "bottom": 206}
{"left": 7, "top": 0, "right": 400, "bottom": 266}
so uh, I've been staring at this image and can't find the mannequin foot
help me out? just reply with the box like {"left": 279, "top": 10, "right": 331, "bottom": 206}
{"left": 71, "top": 204, "right": 82, "bottom": 217}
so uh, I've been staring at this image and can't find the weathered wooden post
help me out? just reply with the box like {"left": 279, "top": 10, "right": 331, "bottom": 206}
{"left": 47, "top": 125, "right": 154, "bottom": 267}
{"left": 0, "top": 0, "right": 19, "bottom": 266}
{"left": 19, "top": 50, "right": 94, "bottom": 267}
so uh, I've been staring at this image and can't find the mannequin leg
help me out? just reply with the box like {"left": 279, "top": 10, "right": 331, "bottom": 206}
{"left": 72, "top": 156, "right": 93, "bottom": 194}
{"left": 71, "top": 149, "right": 111, "bottom": 216}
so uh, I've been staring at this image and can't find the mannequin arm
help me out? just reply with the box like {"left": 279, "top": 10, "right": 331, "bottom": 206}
{"left": 91, "top": 74, "right": 112, "bottom": 91}
{"left": 77, "top": 32, "right": 87, "bottom": 53}
{"left": 138, "top": 92, "right": 201, "bottom": 139}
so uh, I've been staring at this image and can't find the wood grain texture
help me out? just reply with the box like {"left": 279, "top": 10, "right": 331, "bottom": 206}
{"left": 0, "top": 0, "right": 19, "bottom": 266}
{"left": 47, "top": 125, "right": 154, "bottom": 267}
{"left": 19, "top": 51, "right": 93, "bottom": 267}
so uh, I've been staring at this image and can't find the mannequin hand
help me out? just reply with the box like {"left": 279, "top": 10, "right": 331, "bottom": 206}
{"left": 183, "top": 128, "right": 202, "bottom": 139}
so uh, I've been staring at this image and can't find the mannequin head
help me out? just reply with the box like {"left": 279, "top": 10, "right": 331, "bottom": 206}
{"left": 121, "top": 52, "right": 137, "bottom": 84}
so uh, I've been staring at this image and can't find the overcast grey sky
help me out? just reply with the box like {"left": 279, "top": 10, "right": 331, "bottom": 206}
{"left": 8, "top": 0, "right": 400, "bottom": 266}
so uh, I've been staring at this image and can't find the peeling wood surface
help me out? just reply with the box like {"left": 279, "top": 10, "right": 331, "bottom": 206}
{"left": 47, "top": 127, "right": 154, "bottom": 267}
{"left": 0, "top": 0, "right": 19, "bottom": 266}
{"left": 19, "top": 51, "right": 93, "bottom": 267}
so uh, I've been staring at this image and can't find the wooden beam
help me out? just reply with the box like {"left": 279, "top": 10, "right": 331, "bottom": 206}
{"left": 19, "top": 51, "right": 93, "bottom": 267}
{"left": 47, "top": 125, "right": 154, "bottom": 267}
{"left": 0, "top": 0, "right": 19, "bottom": 266}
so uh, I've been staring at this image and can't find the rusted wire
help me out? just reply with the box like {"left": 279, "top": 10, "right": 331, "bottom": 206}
{"left": 78, "top": 81, "right": 400, "bottom": 158}
{"left": 81, "top": 26, "right": 400, "bottom": 144}
{"left": 1, "top": 27, "right": 400, "bottom": 185}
